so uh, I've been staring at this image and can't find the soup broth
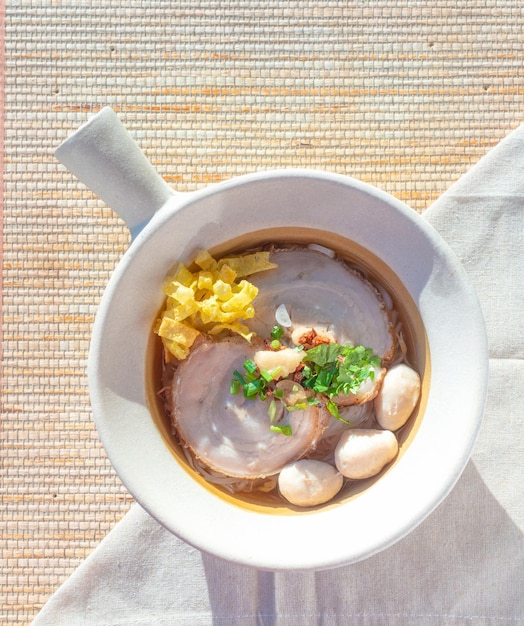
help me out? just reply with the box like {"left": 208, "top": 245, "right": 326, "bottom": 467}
{"left": 146, "top": 228, "right": 430, "bottom": 513}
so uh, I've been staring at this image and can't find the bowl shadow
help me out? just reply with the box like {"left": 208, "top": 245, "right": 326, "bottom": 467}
{"left": 202, "top": 460, "right": 523, "bottom": 624}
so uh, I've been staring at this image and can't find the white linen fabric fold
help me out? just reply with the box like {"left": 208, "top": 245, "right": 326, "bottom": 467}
{"left": 32, "top": 128, "right": 524, "bottom": 626}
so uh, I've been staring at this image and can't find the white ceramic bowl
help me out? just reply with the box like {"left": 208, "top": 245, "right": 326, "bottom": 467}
{"left": 56, "top": 108, "right": 488, "bottom": 571}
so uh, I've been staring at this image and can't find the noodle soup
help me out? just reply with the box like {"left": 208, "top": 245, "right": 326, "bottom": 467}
{"left": 147, "top": 230, "right": 429, "bottom": 512}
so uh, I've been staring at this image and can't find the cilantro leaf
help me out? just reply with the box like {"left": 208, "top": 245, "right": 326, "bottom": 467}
{"left": 302, "top": 342, "right": 381, "bottom": 403}
{"left": 305, "top": 343, "right": 343, "bottom": 367}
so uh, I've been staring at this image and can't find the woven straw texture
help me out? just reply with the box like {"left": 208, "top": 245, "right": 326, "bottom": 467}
{"left": 1, "top": 1, "right": 523, "bottom": 624}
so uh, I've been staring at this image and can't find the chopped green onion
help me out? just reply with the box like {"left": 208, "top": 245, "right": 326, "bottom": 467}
{"left": 233, "top": 370, "right": 246, "bottom": 387}
{"left": 274, "top": 388, "right": 284, "bottom": 399}
{"left": 243, "top": 359, "right": 257, "bottom": 374}
{"left": 270, "top": 325, "right": 284, "bottom": 340}
{"left": 268, "top": 399, "right": 277, "bottom": 422}
{"left": 230, "top": 378, "right": 241, "bottom": 395}
{"left": 261, "top": 369, "right": 275, "bottom": 383}
{"left": 270, "top": 339, "right": 281, "bottom": 350}
{"left": 245, "top": 381, "right": 261, "bottom": 398}
{"left": 286, "top": 403, "right": 307, "bottom": 412}
{"left": 270, "top": 424, "right": 292, "bottom": 436}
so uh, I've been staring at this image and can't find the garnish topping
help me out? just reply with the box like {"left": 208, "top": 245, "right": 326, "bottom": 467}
{"left": 269, "top": 325, "right": 284, "bottom": 349}
{"left": 301, "top": 343, "right": 381, "bottom": 421}
{"left": 269, "top": 424, "right": 293, "bottom": 436}
{"left": 231, "top": 359, "right": 281, "bottom": 401}
{"left": 155, "top": 249, "right": 277, "bottom": 361}
{"left": 230, "top": 335, "right": 381, "bottom": 431}
{"left": 270, "top": 325, "right": 284, "bottom": 340}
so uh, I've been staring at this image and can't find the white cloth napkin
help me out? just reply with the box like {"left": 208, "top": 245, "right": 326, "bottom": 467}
{"left": 33, "top": 129, "right": 524, "bottom": 626}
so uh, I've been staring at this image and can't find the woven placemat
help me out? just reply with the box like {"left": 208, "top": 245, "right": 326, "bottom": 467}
{"left": 2, "top": 1, "right": 523, "bottom": 624}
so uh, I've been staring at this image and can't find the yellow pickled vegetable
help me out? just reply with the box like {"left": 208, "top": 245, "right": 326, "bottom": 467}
{"left": 155, "top": 249, "right": 275, "bottom": 360}
{"left": 217, "top": 251, "right": 277, "bottom": 278}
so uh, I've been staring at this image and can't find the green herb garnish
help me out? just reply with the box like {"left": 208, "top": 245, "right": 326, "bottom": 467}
{"left": 232, "top": 360, "right": 281, "bottom": 401}
{"left": 270, "top": 424, "right": 292, "bottom": 436}
{"left": 301, "top": 343, "right": 381, "bottom": 423}
{"left": 230, "top": 378, "right": 241, "bottom": 395}
{"left": 230, "top": 335, "right": 380, "bottom": 433}
{"left": 270, "top": 325, "right": 284, "bottom": 340}
{"left": 243, "top": 359, "right": 257, "bottom": 375}
{"left": 285, "top": 403, "right": 307, "bottom": 412}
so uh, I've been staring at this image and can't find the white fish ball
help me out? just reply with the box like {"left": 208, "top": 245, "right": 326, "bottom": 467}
{"left": 374, "top": 364, "right": 421, "bottom": 431}
{"left": 334, "top": 428, "right": 398, "bottom": 479}
{"left": 278, "top": 459, "right": 343, "bottom": 507}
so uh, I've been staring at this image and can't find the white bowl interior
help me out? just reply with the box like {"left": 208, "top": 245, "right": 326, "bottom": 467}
{"left": 88, "top": 170, "right": 487, "bottom": 570}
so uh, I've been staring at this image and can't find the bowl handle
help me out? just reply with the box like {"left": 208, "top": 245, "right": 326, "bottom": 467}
{"left": 55, "top": 107, "right": 175, "bottom": 238}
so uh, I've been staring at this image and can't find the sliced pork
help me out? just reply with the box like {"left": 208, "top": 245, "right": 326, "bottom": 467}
{"left": 171, "top": 337, "right": 330, "bottom": 479}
